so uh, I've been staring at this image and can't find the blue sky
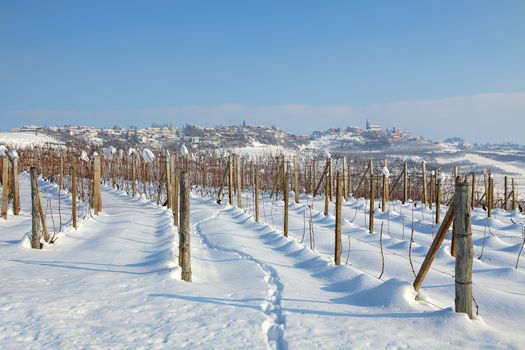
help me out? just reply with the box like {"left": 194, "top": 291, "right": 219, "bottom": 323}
{"left": 1, "top": 0, "right": 524, "bottom": 143}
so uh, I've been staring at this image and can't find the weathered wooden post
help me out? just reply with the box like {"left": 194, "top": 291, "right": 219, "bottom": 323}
{"left": 512, "top": 178, "right": 516, "bottom": 210}
{"left": 71, "top": 159, "right": 77, "bottom": 229}
{"left": 228, "top": 154, "right": 233, "bottom": 206}
{"left": 343, "top": 156, "right": 349, "bottom": 201}
{"left": 131, "top": 151, "right": 137, "bottom": 196}
{"left": 30, "top": 167, "right": 41, "bottom": 249}
{"left": 1, "top": 155, "right": 8, "bottom": 219}
{"left": 369, "top": 170, "right": 375, "bottom": 234}
{"left": 504, "top": 175, "right": 508, "bottom": 210}
{"left": 470, "top": 173, "right": 475, "bottom": 210}
{"left": 335, "top": 173, "right": 342, "bottom": 265}
{"left": 382, "top": 160, "right": 389, "bottom": 212}
{"left": 403, "top": 161, "right": 408, "bottom": 204}
{"left": 283, "top": 171, "right": 289, "bottom": 237}
{"left": 487, "top": 174, "right": 493, "bottom": 218}
{"left": 328, "top": 157, "right": 333, "bottom": 202}
{"left": 255, "top": 172, "right": 260, "bottom": 222}
{"left": 59, "top": 151, "right": 64, "bottom": 191}
{"left": 171, "top": 157, "right": 179, "bottom": 227}
{"left": 236, "top": 155, "right": 242, "bottom": 208}
{"left": 93, "top": 153, "right": 102, "bottom": 215}
{"left": 165, "top": 153, "right": 171, "bottom": 210}
{"left": 436, "top": 173, "right": 442, "bottom": 224}
{"left": 11, "top": 154, "right": 20, "bottom": 216}
{"left": 422, "top": 161, "right": 428, "bottom": 208}
{"left": 413, "top": 201, "right": 456, "bottom": 292}
{"left": 293, "top": 156, "right": 299, "bottom": 204}
{"left": 179, "top": 171, "right": 192, "bottom": 282}
{"left": 454, "top": 177, "right": 473, "bottom": 319}
{"left": 429, "top": 171, "right": 435, "bottom": 210}
{"left": 324, "top": 175, "right": 329, "bottom": 216}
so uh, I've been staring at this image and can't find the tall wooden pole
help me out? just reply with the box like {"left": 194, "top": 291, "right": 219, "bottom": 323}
{"left": 179, "top": 171, "right": 192, "bottom": 282}
{"left": 1, "top": 156, "right": 8, "bottom": 219}
{"left": 335, "top": 173, "right": 342, "bottom": 265}
{"left": 436, "top": 176, "right": 441, "bottom": 224}
{"left": 403, "top": 161, "right": 408, "bottom": 204}
{"left": 293, "top": 156, "right": 299, "bottom": 204}
{"left": 93, "top": 154, "right": 102, "bottom": 215}
{"left": 71, "top": 159, "right": 77, "bottom": 229}
{"left": 324, "top": 175, "right": 329, "bottom": 216}
{"left": 422, "top": 161, "right": 428, "bottom": 208}
{"left": 12, "top": 156, "right": 20, "bottom": 216}
{"left": 342, "top": 157, "right": 348, "bottom": 201}
{"left": 171, "top": 157, "right": 179, "bottom": 227}
{"left": 328, "top": 157, "right": 333, "bottom": 202}
{"left": 236, "top": 155, "right": 242, "bottom": 208}
{"left": 255, "top": 172, "right": 260, "bottom": 222}
{"left": 504, "top": 175, "right": 508, "bottom": 210}
{"left": 283, "top": 171, "right": 289, "bottom": 238}
{"left": 30, "top": 168, "right": 41, "bottom": 249}
{"left": 228, "top": 155, "right": 233, "bottom": 206}
{"left": 165, "top": 154, "right": 171, "bottom": 210}
{"left": 487, "top": 175, "right": 492, "bottom": 218}
{"left": 470, "top": 173, "right": 475, "bottom": 210}
{"left": 454, "top": 178, "right": 473, "bottom": 319}
{"left": 369, "top": 171, "right": 375, "bottom": 234}
{"left": 131, "top": 153, "right": 137, "bottom": 196}
{"left": 512, "top": 178, "right": 516, "bottom": 210}
{"left": 382, "top": 160, "right": 388, "bottom": 212}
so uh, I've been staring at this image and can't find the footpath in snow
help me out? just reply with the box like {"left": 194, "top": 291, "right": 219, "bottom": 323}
{"left": 0, "top": 173, "right": 524, "bottom": 349}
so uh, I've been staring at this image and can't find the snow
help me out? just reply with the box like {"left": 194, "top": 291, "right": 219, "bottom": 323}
{"left": 180, "top": 144, "right": 189, "bottom": 156}
{"left": 142, "top": 148, "right": 155, "bottom": 162}
{"left": 80, "top": 150, "right": 89, "bottom": 162}
{"left": 0, "top": 132, "right": 64, "bottom": 148}
{"left": 1, "top": 173, "right": 525, "bottom": 348}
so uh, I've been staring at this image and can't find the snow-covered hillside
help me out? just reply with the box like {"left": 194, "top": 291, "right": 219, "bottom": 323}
{"left": 0, "top": 132, "right": 65, "bottom": 148}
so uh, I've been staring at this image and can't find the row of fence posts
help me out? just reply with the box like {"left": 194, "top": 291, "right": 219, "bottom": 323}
{"left": 2, "top": 148, "right": 520, "bottom": 316}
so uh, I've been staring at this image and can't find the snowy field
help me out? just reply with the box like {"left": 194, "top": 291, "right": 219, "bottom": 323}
{"left": 0, "top": 132, "right": 65, "bottom": 148}
{"left": 1, "top": 173, "right": 525, "bottom": 349}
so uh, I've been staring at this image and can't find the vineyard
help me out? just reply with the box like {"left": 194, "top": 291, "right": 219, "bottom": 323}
{"left": 1, "top": 145, "right": 525, "bottom": 349}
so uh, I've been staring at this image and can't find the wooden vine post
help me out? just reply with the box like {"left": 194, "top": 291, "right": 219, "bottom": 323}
{"left": 413, "top": 199, "right": 456, "bottom": 292}
{"left": 403, "top": 161, "right": 408, "bottom": 204}
{"left": 369, "top": 168, "right": 375, "bottom": 234}
{"left": 422, "top": 161, "right": 428, "bottom": 208}
{"left": 236, "top": 154, "right": 242, "bottom": 208}
{"left": 255, "top": 172, "right": 260, "bottom": 222}
{"left": 12, "top": 155, "right": 20, "bottom": 216}
{"left": 1, "top": 155, "right": 8, "bottom": 219}
{"left": 324, "top": 175, "right": 329, "bottom": 216}
{"left": 470, "top": 173, "right": 475, "bottom": 210}
{"left": 283, "top": 171, "right": 289, "bottom": 237}
{"left": 334, "top": 173, "right": 342, "bottom": 265}
{"left": 454, "top": 178, "right": 473, "bottom": 319}
{"left": 382, "top": 159, "right": 388, "bottom": 212}
{"left": 93, "top": 153, "right": 102, "bottom": 215}
{"left": 436, "top": 174, "right": 441, "bottom": 224}
{"left": 30, "top": 167, "right": 41, "bottom": 249}
{"left": 328, "top": 157, "right": 333, "bottom": 202}
{"left": 165, "top": 153, "right": 171, "bottom": 210}
{"left": 131, "top": 152, "right": 137, "bottom": 196}
{"left": 179, "top": 171, "right": 192, "bottom": 282}
{"left": 171, "top": 157, "right": 179, "bottom": 227}
{"left": 293, "top": 156, "right": 299, "bottom": 204}
{"left": 503, "top": 176, "right": 508, "bottom": 210}
{"left": 487, "top": 174, "right": 492, "bottom": 218}
{"left": 228, "top": 154, "right": 233, "bottom": 206}
{"left": 511, "top": 178, "right": 516, "bottom": 210}
{"left": 343, "top": 157, "right": 348, "bottom": 201}
{"left": 71, "top": 158, "right": 77, "bottom": 229}
{"left": 59, "top": 151, "right": 63, "bottom": 191}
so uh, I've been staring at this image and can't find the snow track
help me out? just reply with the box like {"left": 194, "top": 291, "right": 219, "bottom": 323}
{"left": 193, "top": 206, "right": 287, "bottom": 350}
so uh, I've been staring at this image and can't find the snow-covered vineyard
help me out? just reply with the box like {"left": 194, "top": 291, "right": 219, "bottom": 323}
{"left": 1, "top": 145, "right": 525, "bottom": 349}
